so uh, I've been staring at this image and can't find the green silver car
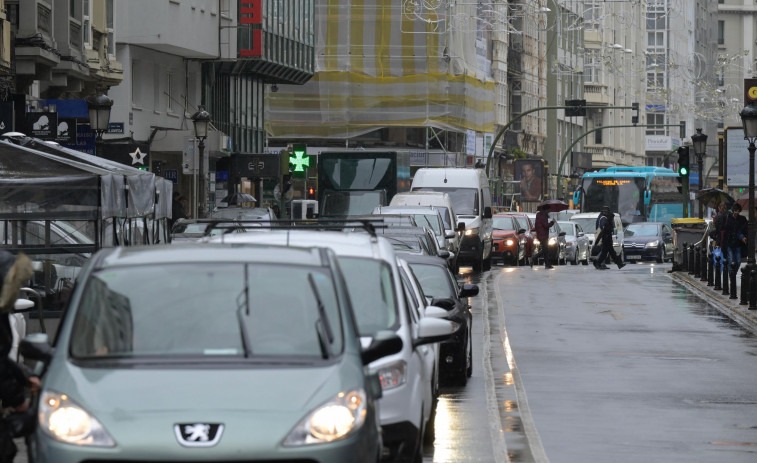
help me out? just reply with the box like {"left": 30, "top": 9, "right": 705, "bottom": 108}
{"left": 21, "top": 243, "right": 401, "bottom": 462}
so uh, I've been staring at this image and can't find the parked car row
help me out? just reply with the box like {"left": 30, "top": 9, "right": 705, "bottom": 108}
{"left": 18, "top": 215, "right": 479, "bottom": 463}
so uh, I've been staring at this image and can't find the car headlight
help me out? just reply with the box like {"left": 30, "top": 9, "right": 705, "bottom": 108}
{"left": 284, "top": 389, "right": 368, "bottom": 446}
{"left": 377, "top": 360, "right": 407, "bottom": 391}
{"left": 464, "top": 228, "right": 479, "bottom": 237}
{"left": 548, "top": 237, "right": 557, "bottom": 246}
{"left": 505, "top": 239, "right": 514, "bottom": 246}
{"left": 533, "top": 238, "right": 540, "bottom": 246}
{"left": 645, "top": 240, "right": 660, "bottom": 248}
{"left": 39, "top": 390, "right": 115, "bottom": 447}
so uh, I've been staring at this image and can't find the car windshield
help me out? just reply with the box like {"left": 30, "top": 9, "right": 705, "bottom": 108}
{"left": 408, "top": 263, "right": 455, "bottom": 299}
{"left": 625, "top": 224, "right": 660, "bottom": 236}
{"left": 69, "top": 263, "right": 344, "bottom": 360}
{"left": 493, "top": 217, "right": 516, "bottom": 230}
{"left": 557, "top": 222, "right": 576, "bottom": 235}
{"left": 512, "top": 216, "right": 530, "bottom": 231}
{"left": 337, "top": 257, "right": 399, "bottom": 335}
{"left": 412, "top": 214, "right": 442, "bottom": 235}
{"left": 414, "top": 188, "right": 478, "bottom": 216}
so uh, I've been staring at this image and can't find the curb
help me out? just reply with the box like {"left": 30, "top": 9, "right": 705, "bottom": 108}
{"left": 670, "top": 271, "right": 757, "bottom": 335}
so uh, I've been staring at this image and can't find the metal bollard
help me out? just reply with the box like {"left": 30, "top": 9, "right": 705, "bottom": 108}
{"left": 693, "top": 246, "right": 701, "bottom": 277}
{"left": 682, "top": 243, "right": 689, "bottom": 272}
{"left": 700, "top": 246, "right": 708, "bottom": 282}
{"left": 730, "top": 263, "right": 739, "bottom": 300}
{"left": 714, "top": 255, "right": 722, "bottom": 290}
{"left": 741, "top": 265, "right": 749, "bottom": 305}
{"left": 722, "top": 257, "right": 730, "bottom": 295}
{"left": 707, "top": 249, "right": 714, "bottom": 286}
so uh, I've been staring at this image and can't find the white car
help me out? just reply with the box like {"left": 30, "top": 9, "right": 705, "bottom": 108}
{"left": 210, "top": 228, "right": 457, "bottom": 462}
{"left": 557, "top": 220, "right": 591, "bottom": 265}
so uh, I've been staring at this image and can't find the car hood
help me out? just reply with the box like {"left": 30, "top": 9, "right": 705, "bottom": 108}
{"left": 42, "top": 360, "right": 365, "bottom": 451}
{"left": 492, "top": 229, "right": 517, "bottom": 238}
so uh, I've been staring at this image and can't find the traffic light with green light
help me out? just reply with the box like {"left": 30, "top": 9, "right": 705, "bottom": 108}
{"left": 677, "top": 146, "right": 689, "bottom": 177}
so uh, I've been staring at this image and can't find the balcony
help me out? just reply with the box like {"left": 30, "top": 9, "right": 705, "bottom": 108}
{"left": 584, "top": 82, "right": 609, "bottom": 105}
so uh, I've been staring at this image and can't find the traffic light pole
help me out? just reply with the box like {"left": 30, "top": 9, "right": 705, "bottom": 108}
{"left": 556, "top": 123, "right": 686, "bottom": 201}
{"left": 485, "top": 104, "right": 637, "bottom": 174}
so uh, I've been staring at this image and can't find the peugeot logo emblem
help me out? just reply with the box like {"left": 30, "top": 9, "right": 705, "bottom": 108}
{"left": 174, "top": 423, "right": 224, "bottom": 447}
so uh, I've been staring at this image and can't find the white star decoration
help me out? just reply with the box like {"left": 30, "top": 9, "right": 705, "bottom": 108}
{"left": 129, "top": 147, "right": 147, "bottom": 165}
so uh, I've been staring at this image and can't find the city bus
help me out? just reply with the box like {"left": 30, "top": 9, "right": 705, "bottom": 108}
{"left": 572, "top": 166, "right": 684, "bottom": 226}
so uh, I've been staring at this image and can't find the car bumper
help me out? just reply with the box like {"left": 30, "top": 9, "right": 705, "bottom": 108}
{"left": 492, "top": 241, "right": 518, "bottom": 261}
{"left": 623, "top": 246, "right": 661, "bottom": 261}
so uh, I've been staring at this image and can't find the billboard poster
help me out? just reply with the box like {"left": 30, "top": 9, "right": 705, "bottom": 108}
{"left": 724, "top": 127, "right": 755, "bottom": 187}
{"left": 25, "top": 112, "right": 57, "bottom": 139}
{"left": 513, "top": 159, "right": 544, "bottom": 202}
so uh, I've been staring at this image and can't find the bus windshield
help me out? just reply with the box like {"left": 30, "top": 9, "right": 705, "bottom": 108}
{"left": 581, "top": 177, "right": 646, "bottom": 224}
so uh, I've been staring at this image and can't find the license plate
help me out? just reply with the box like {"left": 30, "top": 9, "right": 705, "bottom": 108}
{"left": 626, "top": 255, "right": 641, "bottom": 260}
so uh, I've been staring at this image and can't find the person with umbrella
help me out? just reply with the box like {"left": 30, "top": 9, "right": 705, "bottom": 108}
{"left": 532, "top": 203, "right": 556, "bottom": 269}
{"left": 595, "top": 206, "right": 626, "bottom": 270}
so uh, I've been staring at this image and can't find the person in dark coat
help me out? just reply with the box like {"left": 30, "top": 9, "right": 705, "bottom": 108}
{"left": 0, "top": 251, "right": 39, "bottom": 461}
{"left": 532, "top": 204, "right": 556, "bottom": 269}
{"left": 595, "top": 206, "right": 626, "bottom": 270}
{"left": 722, "top": 202, "right": 748, "bottom": 270}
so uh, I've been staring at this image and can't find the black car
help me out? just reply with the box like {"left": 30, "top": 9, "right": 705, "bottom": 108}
{"left": 401, "top": 254, "right": 478, "bottom": 386}
{"left": 622, "top": 221, "right": 675, "bottom": 263}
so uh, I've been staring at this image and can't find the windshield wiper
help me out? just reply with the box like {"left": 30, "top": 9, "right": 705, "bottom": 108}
{"left": 235, "top": 264, "right": 252, "bottom": 357}
{"left": 308, "top": 273, "right": 333, "bottom": 359}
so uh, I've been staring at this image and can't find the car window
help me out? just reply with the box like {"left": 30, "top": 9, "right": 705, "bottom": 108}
{"left": 625, "top": 224, "right": 660, "bottom": 236}
{"left": 69, "top": 263, "right": 344, "bottom": 360}
{"left": 408, "top": 263, "right": 455, "bottom": 299}
{"left": 513, "top": 216, "right": 529, "bottom": 231}
{"left": 399, "top": 269, "right": 421, "bottom": 324}
{"left": 337, "top": 257, "right": 399, "bottom": 335}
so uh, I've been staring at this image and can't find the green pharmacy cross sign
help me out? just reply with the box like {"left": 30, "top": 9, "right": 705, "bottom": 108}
{"left": 290, "top": 144, "right": 309, "bottom": 173}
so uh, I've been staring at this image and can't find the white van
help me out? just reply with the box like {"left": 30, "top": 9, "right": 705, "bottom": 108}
{"left": 410, "top": 168, "right": 494, "bottom": 271}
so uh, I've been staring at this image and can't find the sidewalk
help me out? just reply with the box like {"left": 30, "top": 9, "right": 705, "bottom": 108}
{"left": 671, "top": 266, "right": 757, "bottom": 335}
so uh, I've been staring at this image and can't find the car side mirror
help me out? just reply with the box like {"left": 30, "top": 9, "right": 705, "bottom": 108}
{"left": 361, "top": 330, "right": 403, "bottom": 365}
{"left": 483, "top": 206, "right": 493, "bottom": 219}
{"left": 445, "top": 230, "right": 456, "bottom": 239}
{"left": 458, "top": 283, "right": 479, "bottom": 298}
{"left": 559, "top": 231, "right": 566, "bottom": 236}
{"left": 517, "top": 228, "right": 526, "bottom": 234}
{"left": 437, "top": 249, "right": 451, "bottom": 259}
{"left": 457, "top": 222, "right": 466, "bottom": 233}
{"left": 577, "top": 231, "right": 584, "bottom": 237}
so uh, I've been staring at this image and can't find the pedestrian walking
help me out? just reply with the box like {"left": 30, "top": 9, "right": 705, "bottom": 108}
{"left": 532, "top": 203, "right": 556, "bottom": 269}
{"left": 0, "top": 251, "right": 39, "bottom": 462}
{"left": 594, "top": 206, "right": 626, "bottom": 270}
{"left": 722, "top": 202, "right": 748, "bottom": 270}
{"left": 713, "top": 202, "right": 729, "bottom": 246}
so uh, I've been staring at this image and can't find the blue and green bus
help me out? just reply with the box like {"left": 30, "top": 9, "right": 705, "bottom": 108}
{"left": 573, "top": 166, "right": 684, "bottom": 225}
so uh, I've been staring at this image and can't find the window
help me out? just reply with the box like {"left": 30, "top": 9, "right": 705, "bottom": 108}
{"left": 83, "top": 0, "right": 91, "bottom": 48}
{"left": 718, "top": 20, "right": 724, "bottom": 45}
{"left": 167, "top": 73, "right": 174, "bottom": 112}
{"left": 106, "top": 0, "right": 115, "bottom": 57}
{"left": 646, "top": 113, "right": 666, "bottom": 136}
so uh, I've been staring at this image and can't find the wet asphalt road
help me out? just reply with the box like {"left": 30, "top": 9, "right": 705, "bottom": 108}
{"left": 14, "top": 262, "right": 757, "bottom": 462}
{"left": 424, "top": 261, "right": 757, "bottom": 463}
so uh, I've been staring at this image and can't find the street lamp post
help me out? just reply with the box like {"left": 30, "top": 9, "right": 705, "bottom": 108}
{"left": 691, "top": 128, "right": 708, "bottom": 219}
{"left": 739, "top": 102, "right": 757, "bottom": 310}
{"left": 85, "top": 92, "right": 113, "bottom": 155}
{"left": 191, "top": 105, "right": 211, "bottom": 219}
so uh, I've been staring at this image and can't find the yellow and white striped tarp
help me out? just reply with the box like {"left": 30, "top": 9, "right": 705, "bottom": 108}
{"left": 265, "top": 0, "right": 496, "bottom": 139}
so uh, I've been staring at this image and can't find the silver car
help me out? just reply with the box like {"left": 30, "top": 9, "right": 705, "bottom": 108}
{"left": 21, "top": 243, "right": 403, "bottom": 463}
{"left": 558, "top": 220, "right": 590, "bottom": 265}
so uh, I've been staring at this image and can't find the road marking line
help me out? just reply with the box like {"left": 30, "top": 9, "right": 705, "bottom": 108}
{"left": 493, "top": 271, "right": 551, "bottom": 463}
{"left": 481, "top": 272, "right": 510, "bottom": 463}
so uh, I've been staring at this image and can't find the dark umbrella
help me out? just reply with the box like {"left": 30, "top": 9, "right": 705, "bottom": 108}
{"left": 696, "top": 187, "right": 734, "bottom": 209}
{"left": 538, "top": 199, "right": 569, "bottom": 213}
{"left": 221, "top": 192, "right": 256, "bottom": 205}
